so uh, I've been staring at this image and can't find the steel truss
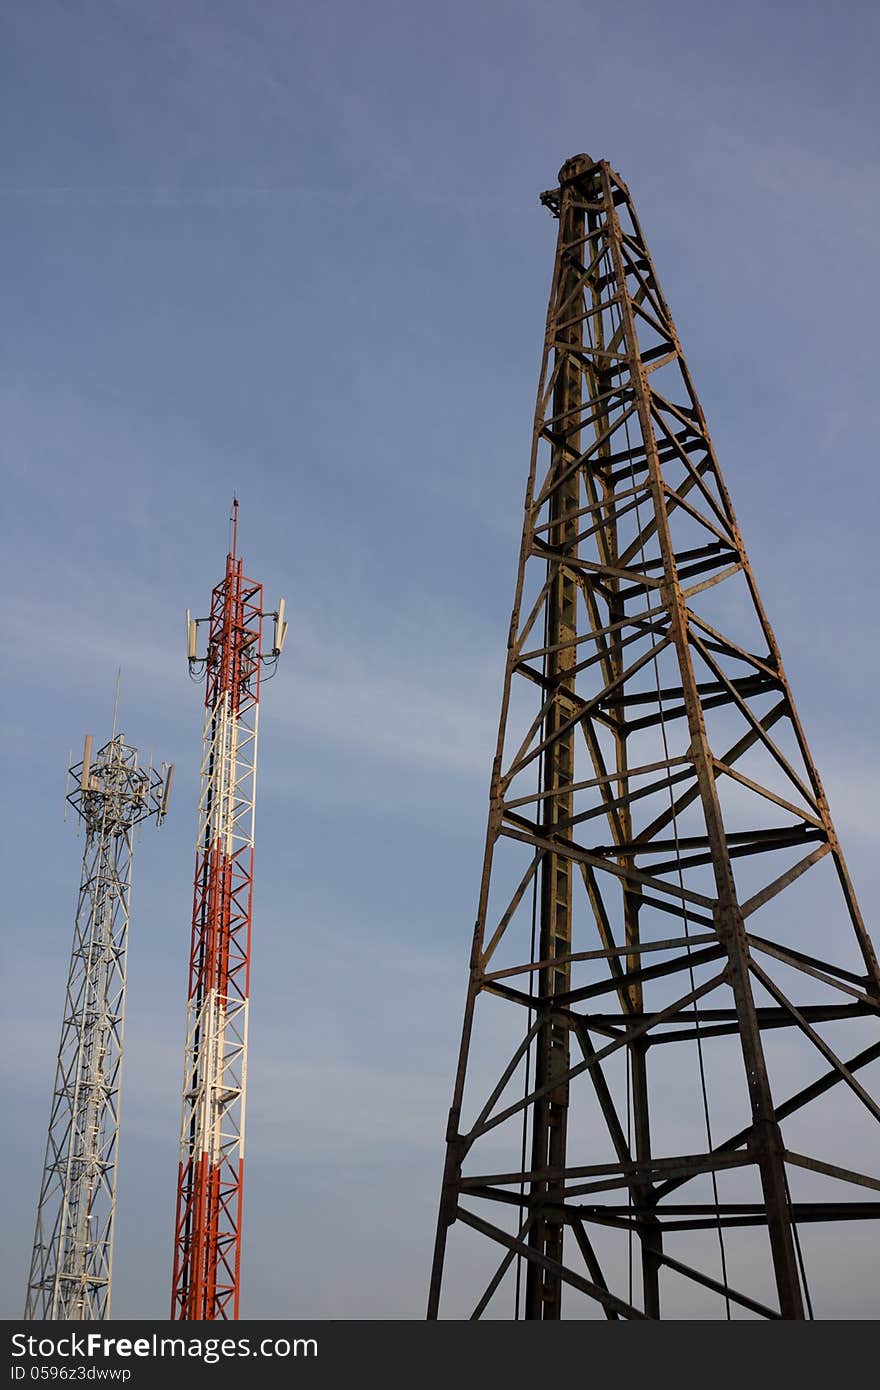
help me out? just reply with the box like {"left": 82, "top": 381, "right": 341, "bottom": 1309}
{"left": 171, "top": 502, "right": 284, "bottom": 1320}
{"left": 26, "top": 734, "right": 170, "bottom": 1319}
{"left": 428, "top": 155, "right": 880, "bottom": 1320}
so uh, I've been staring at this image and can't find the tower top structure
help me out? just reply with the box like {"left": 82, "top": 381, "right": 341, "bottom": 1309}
{"left": 27, "top": 725, "right": 171, "bottom": 1320}
{"left": 428, "top": 155, "right": 880, "bottom": 1320}
{"left": 172, "top": 503, "right": 285, "bottom": 1320}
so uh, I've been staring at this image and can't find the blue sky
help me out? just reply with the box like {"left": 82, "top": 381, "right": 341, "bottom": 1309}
{"left": 2, "top": 0, "right": 879, "bottom": 1318}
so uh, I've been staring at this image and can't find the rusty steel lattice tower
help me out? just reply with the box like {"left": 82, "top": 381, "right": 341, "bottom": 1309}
{"left": 171, "top": 502, "right": 286, "bottom": 1320}
{"left": 428, "top": 155, "right": 880, "bottom": 1320}
{"left": 26, "top": 730, "right": 171, "bottom": 1320}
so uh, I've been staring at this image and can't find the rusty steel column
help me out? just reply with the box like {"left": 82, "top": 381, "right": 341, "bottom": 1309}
{"left": 524, "top": 170, "right": 583, "bottom": 1319}
{"left": 585, "top": 164, "right": 663, "bottom": 1320}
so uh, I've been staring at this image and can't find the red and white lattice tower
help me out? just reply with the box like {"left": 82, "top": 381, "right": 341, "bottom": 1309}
{"left": 171, "top": 500, "right": 286, "bottom": 1320}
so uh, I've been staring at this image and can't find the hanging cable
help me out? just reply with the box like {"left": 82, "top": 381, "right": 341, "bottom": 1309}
{"left": 515, "top": 861, "right": 539, "bottom": 1318}
{"left": 783, "top": 1158, "right": 814, "bottom": 1318}
{"left": 583, "top": 252, "right": 639, "bottom": 1310}
{"left": 626, "top": 1045, "right": 633, "bottom": 1304}
{"left": 515, "top": 542, "right": 550, "bottom": 1317}
{"left": 578, "top": 227, "right": 641, "bottom": 1311}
